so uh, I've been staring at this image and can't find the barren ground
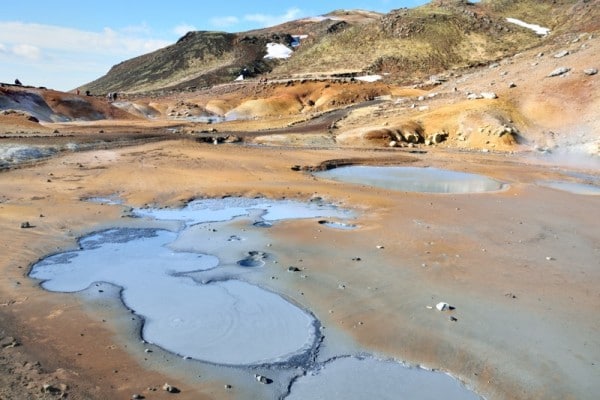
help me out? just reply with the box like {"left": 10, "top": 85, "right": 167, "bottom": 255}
{"left": 1, "top": 29, "right": 599, "bottom": 400}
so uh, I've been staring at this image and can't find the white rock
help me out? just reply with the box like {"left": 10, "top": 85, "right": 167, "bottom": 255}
{"left": 584, "top": 68, "right": 598, "bottom": 76}
{"left": 255, "top": 374, "right": 270, "bottom": 384}
{"left": 480, "top": 92, "right": 498, "bottom": 99}
{"left": 436, "top": 302, "right": 450, "bottom": 311}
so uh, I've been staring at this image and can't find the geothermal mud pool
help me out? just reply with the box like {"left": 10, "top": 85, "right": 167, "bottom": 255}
{"left": 315, "top": 166, "right": 505, "bottom": 193}
{"left": 29, "top": 197, "right": 481, "bottom": 399}
{"left": 537, "top": 181, "right": 600, "bottom": 195}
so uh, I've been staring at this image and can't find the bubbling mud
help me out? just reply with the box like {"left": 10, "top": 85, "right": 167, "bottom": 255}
{"left": 286, "top": 356, "right": 481, "bottom": 400}
{"left": 29, "top": 198, "right": 353, "bottom": 365}
{"left": 29, "top": 197, "right": 481, "bottom": 398}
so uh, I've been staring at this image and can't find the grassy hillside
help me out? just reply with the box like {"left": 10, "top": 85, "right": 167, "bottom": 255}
{"left": 274, "top": 1, "right": 554, "bottom": 81}
{"left": 81, "top": 0, "right": 593, "bottom": 94}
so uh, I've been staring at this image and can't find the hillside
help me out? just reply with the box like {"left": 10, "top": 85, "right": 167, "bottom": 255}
{"left": 81, "top": 0, "right": 597, "bottom": 94}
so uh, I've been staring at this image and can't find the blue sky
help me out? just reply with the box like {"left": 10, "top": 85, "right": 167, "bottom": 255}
{"left": 0, "top": 1, "right": 430, "bottom": 91}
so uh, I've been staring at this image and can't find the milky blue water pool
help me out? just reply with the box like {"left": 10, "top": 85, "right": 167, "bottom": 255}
{"left": 315, "top": 166, "right": 505, "bottom": 193}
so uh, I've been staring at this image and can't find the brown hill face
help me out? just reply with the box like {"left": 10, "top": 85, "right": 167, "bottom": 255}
{"left": 81, "top": 1, "right": 594, "bottom": 94}
{"left": 82, "top": 31, "right": 282, "bottom": 94}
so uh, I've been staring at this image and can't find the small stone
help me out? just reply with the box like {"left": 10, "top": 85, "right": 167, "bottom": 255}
{"left": 0, "top": 336, "right": 19, "bottom": 348}
{"left": 20, "top": 221, "right": 32, "bottom": 229}
{"left": 449, "top": 316, "right": 458, "bottom": 322}
{"left": 41, "top": 384, "right": 59, "bottom": 394}
{"left": 480, "top": 92, "right": 498, "bottom": 99}
{"left": 376, "top": 245, "right": 384, "bottom": 249}
{"left": 554, "top": 50, "right": 570, "bottom": 58}
{"left": 288, "top": 266, "right": 301, "bottom": 272}
{"left": 224, "top": 384, "right": 232, "bottom": 390}
{"left": 436, "top": 302, "right": 453, "bottom": 311}
{"left": 338, "top": 284, "right": 346, "bottom": 290}
{"left": 255, "top": 374, "right": 271, "bottom": 384}
{"left": 548, "top": 67, "right": 571, "bottom": 77}
{"left": 584, "top": 68, "right": 598, "bottom": 76}
{"left": 546, "top": 256, "right": 555, "bottom": 261}
{"left": 131, "top": 394, "right": 145, "bottom": 400}
{"left": 509, "top": 82, "right": 517, "bottom": 88}
{"left": 162, "top": 383, "right": 179, "bottom": 393}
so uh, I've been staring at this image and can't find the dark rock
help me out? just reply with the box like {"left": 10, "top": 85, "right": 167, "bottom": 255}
{"left": 162, "top": 383, "right": 180, "bottom": 393}
{"left": 255, "top": 374, "right": 272, "bottom": 384}
{"left": 0, "top": 336, "right": 19, "bottom": 348}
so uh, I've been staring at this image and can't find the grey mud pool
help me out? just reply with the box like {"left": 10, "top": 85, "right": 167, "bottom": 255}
{"left": 29, "top": 197, "right": 482, "bottom": 399}
{"left": 315, "top": 166, "right": 506, "bottom": 193}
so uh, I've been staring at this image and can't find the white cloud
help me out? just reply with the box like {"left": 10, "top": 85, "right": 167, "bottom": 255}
{"left": 12, "top": 44, "right": 41, "bottom": 60}
{"left": 173, "top": 23, "right": 197, "bottom": 37}
{"left": 0, "top": 21, "right": 173, "bottom": 90}
{"left": 121, "top": 22, "right": 152, "bottom": 36}
{"left": 210, "top": 16, "right": 240, "bottom": 28}
{"left": 244, "top": 7, "right": 303, "bottom": 27}
{"left": 0, "top": 22, "right": 171, "bottom": 56}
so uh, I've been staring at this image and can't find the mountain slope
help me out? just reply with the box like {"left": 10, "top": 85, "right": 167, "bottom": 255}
{"left": 81, "top": 0, "right": 595, "bottom": 94}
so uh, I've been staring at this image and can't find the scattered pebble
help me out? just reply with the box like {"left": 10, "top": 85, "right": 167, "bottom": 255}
{"left": 584, "top": 68, "right": 598, "bottom": 76}
{"left": 255, "top": 374, "right": 271, "bottom": 384}
{"left": 162, "top": 383, "right": 179, "bottom": 393}
{"left": 436, "top": 302, "right": 454, "bottom": 311}
{"left": 547, "top": 67, "right": 571, "bottom": 77}
{"left": 480, "top": 92, "right": 498, "bottom": 99}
